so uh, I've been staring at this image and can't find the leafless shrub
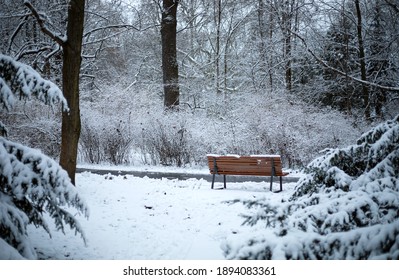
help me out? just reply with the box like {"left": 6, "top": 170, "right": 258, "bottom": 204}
{"left": 139, "top": 120, "right": 191, "bottom": 167}
{"left": 79, "top": 119, "right": 133, "bottom": 165}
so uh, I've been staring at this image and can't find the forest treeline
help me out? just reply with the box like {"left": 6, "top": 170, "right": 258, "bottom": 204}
{"left": 1, "top": 0, "right": 399, "bottom": 168}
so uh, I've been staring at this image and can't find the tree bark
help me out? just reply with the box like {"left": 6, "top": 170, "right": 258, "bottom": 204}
{"left": 354, "top": 0, "right": 370, "bottom": 120}
{"left": 282, "top": 0, "right": 294, "bottom": 92}
{"left": 59, "top": 0, "right": 85, "bottom": 184}
{"left": 161, "top": 0, "right": 180, "bottom": 108}
{"left": 215, "top": 0, "right": 222, "bottom": 95}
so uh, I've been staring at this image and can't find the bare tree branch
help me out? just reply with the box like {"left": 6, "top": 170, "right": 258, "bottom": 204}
{"left": 83, "top": 30, "right": 131, "bottom": 46}
{"left": 7, "top": 15, "right": 29, "bottom": 53}
{"left": 84, "top": 24, "right": 140, "bottom": 37}
{"left": 292, "top": 30, "right": 399, "bottom": 92}
{"left": 384, "top": 0, "right": 399, "bottom": 13}
{"left": 16, "top": 46, "right": 53, "bottom": 60}
{"left": 24, "top": 1, "right": 65, "bottom": 46}
{"left": 83, "top": 23, "right": 158, "bottom": 45}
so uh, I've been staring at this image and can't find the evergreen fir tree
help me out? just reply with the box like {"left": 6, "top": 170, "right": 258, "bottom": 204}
{"left": 0, "top": 54, "right": 88, "bottom": 259}
{"left": 224, "top": 114, "right": 399, "bottom": 259}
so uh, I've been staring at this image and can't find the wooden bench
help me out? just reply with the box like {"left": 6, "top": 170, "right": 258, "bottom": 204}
{"left": 207, "top": 154, "right": 289, "bottom": 192}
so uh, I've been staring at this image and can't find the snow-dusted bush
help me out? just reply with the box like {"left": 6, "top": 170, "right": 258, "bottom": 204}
{"left": 223, "top": 115, "right": 399, "bottom": 259}
{"left": 232, "top": 93, "right": 362, "bottom": 168}
{"left": 79, "top": 118, "right": 133, "bottom": 165}
{"left": 102, "top": 120, "right": 133, "bottom": 165}
{"left": 79, "top": 79, "right": 362, "bottom": 168}
{"left": 0, "top": 54, "right": 88, "bottom": 259}
{"left": 9, "top": 112, "right": 62, "bottom": 159}
{"left": 138, "top": 116, "right": 191, "bottom": 167}
{"left": 79, "top": 121, "right": 102, "bottom": 164}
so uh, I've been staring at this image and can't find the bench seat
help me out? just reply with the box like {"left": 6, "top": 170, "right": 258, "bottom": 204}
{"left": 207, "top": 154, "right": 289, "bottom": 192}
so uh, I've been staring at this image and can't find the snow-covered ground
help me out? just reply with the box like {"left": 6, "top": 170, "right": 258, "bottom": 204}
{"left": 26, "top": 168, "right": 297, "bottom": 260}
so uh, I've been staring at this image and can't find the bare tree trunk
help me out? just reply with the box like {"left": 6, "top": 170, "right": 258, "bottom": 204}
{"left": 284, "top": 33, "right": 292, "bottom": 91}
{"left": 59, "top": 0, "right": 85, "bottom": 184}
{"left": 161, "top": 0, "right": 180, "bottom": 108}
{"left": 258, "top": 0, "right": 267, "bottom": 64}
{"left": 257, "top": 0, "right": 268, "bottom": 90}
{"left": 268, "top": 0, "right": 274, "bottom": 89}
{"left": 23, "top": 0, "right": 85, "bottom": 184}
{"left": 281, "top": 0, "right": 294, "bottom": 92}
{"left": 372, "top": 1, "right": 386, "bottom": 118}
{"left": 354, "top": 0, "right": 370, "bottom": 120}
{"left": 215, "top": 0, "right": 222, "bottom": 95}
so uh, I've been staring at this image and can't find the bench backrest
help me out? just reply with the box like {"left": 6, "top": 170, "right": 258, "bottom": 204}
{"left": 207, "top": 155, "right": 286, "bottom": 176}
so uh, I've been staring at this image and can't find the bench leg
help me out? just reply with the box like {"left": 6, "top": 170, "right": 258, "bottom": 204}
{"left": 223, "top": 175, "right": 226, "bottom": 189}
{"left": 280, "top": 176, "right": 283, "bottom": 192}
{"left": 270, "top": 175, "right": 273, "bottom": 192}
{"left": 211, "top": 173, "right": 215, "bottom": 189}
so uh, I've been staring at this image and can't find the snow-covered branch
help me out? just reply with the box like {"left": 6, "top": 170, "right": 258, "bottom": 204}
{"left": 84, "top": 24, "right": 140, "bottom": 37}
{"left": 24, "top": 1, "right": 65, "bottom": 46}
{"left": 293, "top": 30, "right": 399, "bottom": 92}
{"left": 224, "top": 115, "right": 399, "bottom": 259}
{"left": 0, "top": 54, "right": 68, "bottom": 111}
{"left": 0, "top": 137, "right": 89, "bottom": 259}
{"left": 0, "top": 54, "right": 87, "bottom": 259}
{"left": 83, "top": 30, "right": 133, "bottom": 46}
{"left": 384, "top": 0, "right": 399, "bottom": 13}
{"left": 15, "top": 46, "right": 53, "bottom": 61}
{"left": 7, "top": 15, "right": 29, "bottom": 53}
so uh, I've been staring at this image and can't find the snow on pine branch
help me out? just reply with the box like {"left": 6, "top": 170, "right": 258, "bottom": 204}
{"left": 0, "top": 137, "right": 89, "bottom": 259}
{"left": 0, "top": 54, "right": 68, "bottom": 112}
{"left": 0, "top": 54, "right": 86, "bottom": 259}
{"left": 224, "top": 115, "right": 399, "bottom": 260}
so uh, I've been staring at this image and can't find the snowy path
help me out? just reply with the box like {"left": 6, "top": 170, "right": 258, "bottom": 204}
{"left": 28, "top": 172, "right": 296, "bottom": 260}
{"left": 76, "top": 166, "right": 300, "bottom": 183}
